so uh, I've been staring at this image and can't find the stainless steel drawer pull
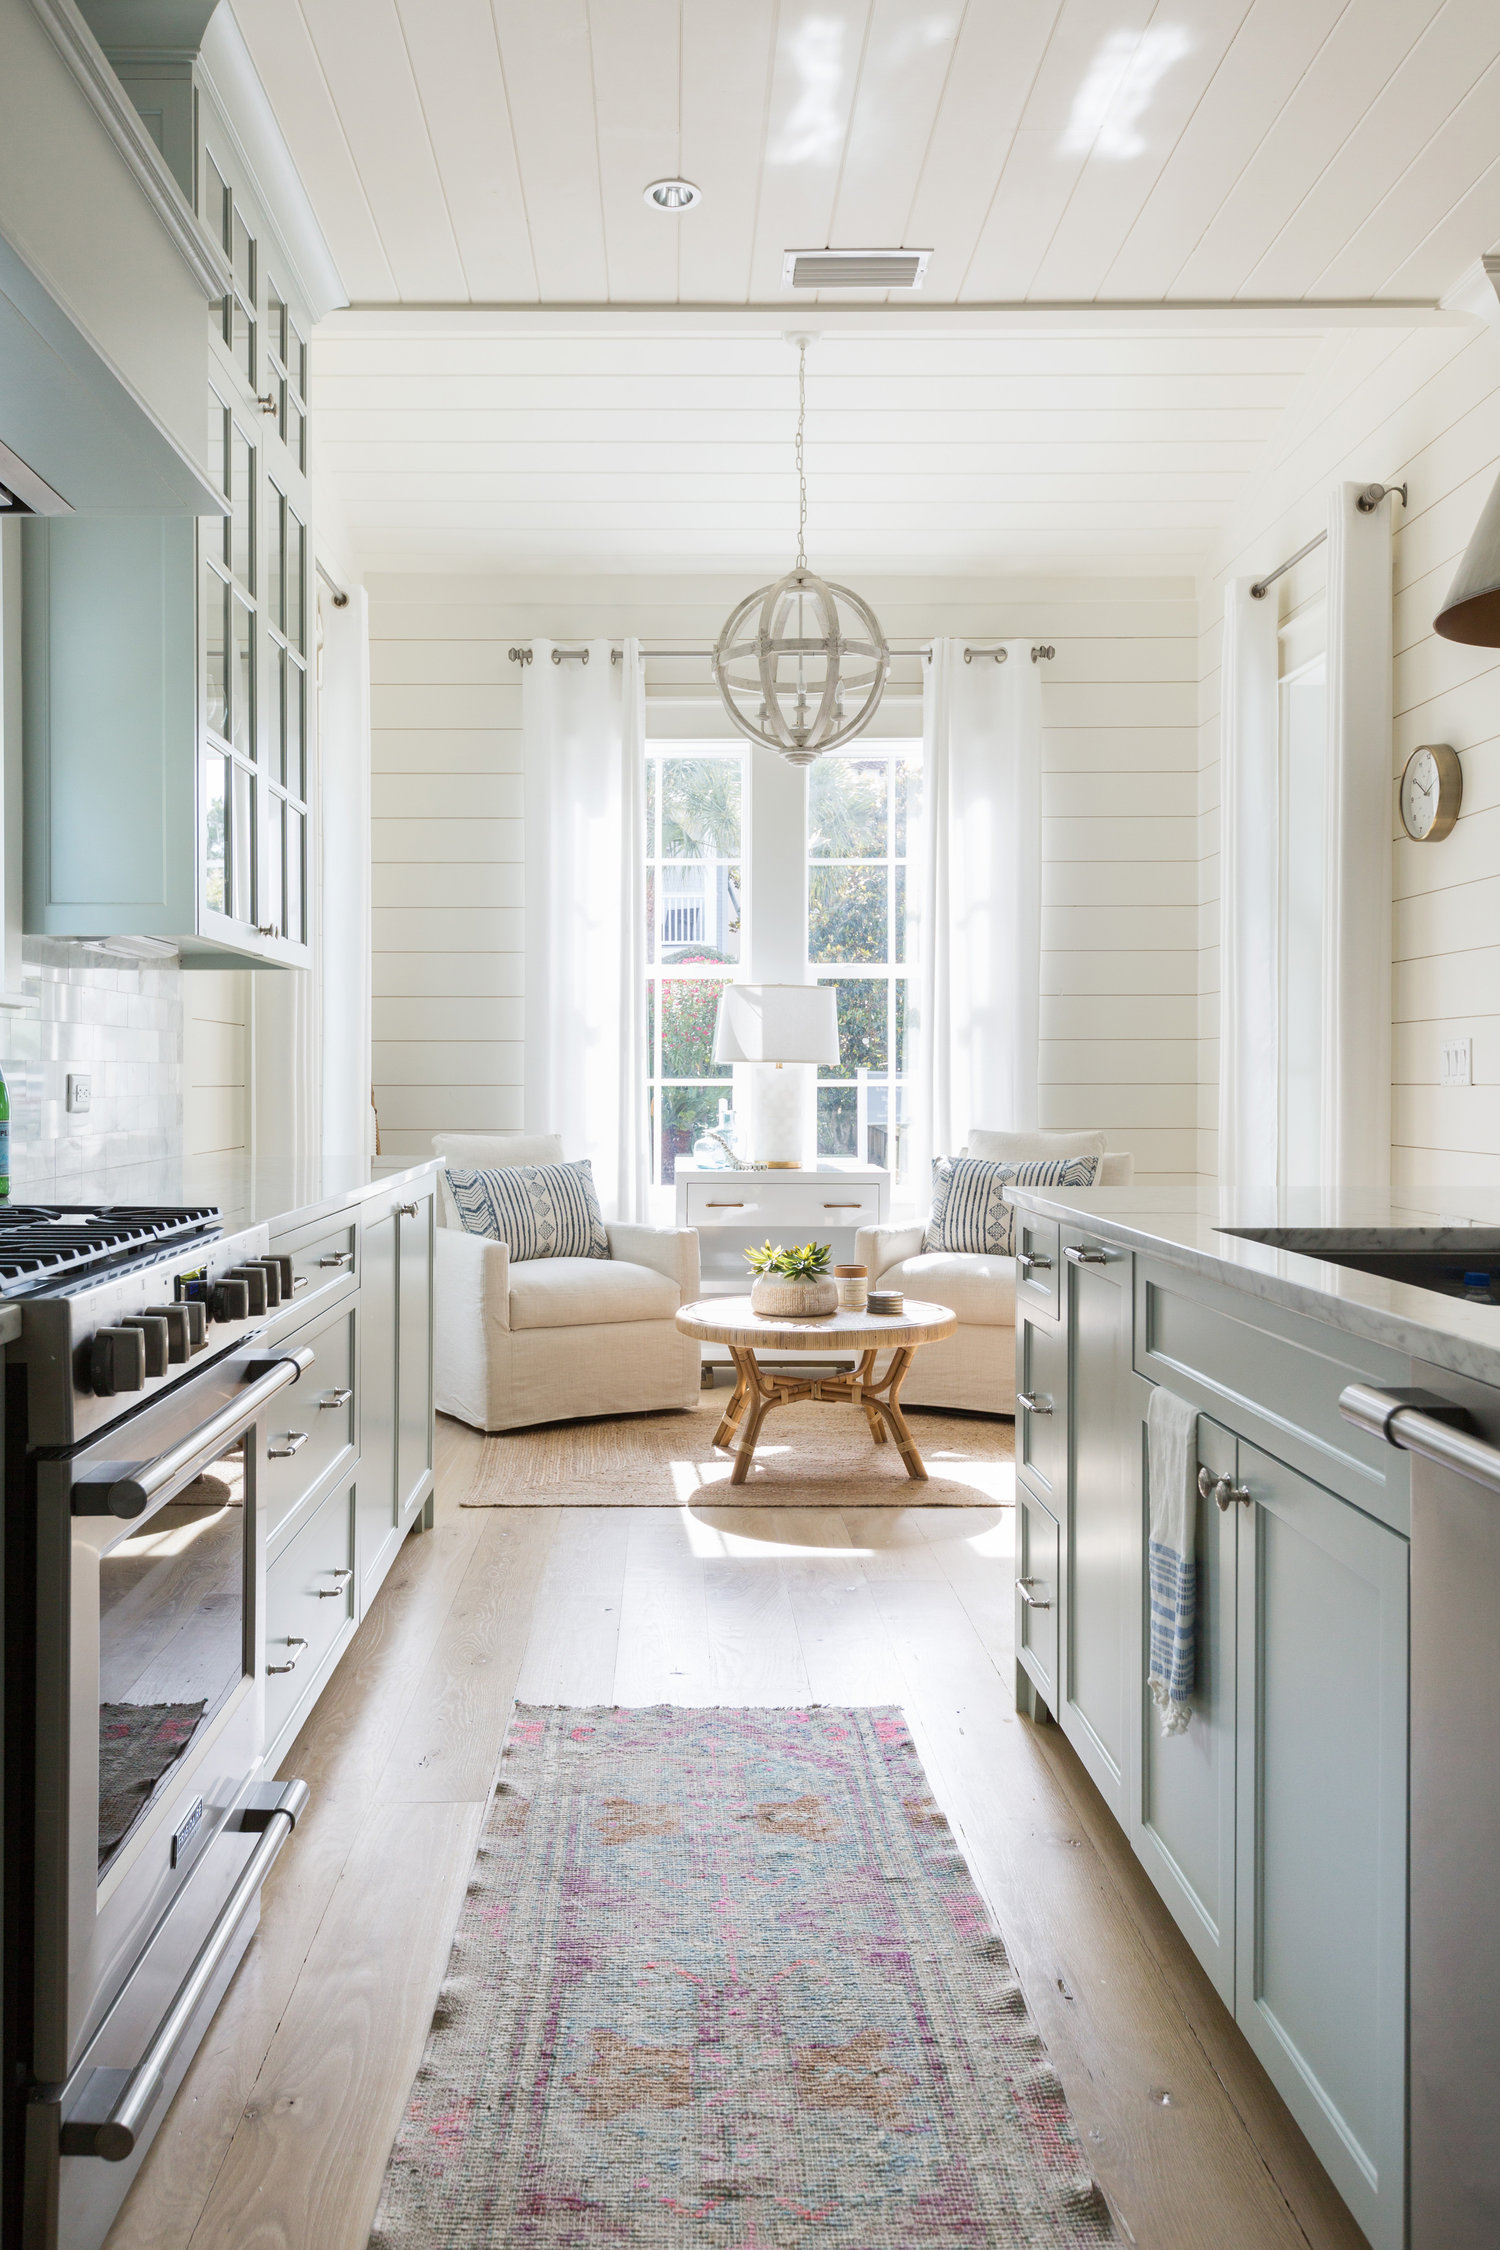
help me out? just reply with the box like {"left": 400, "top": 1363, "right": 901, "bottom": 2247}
{"left": 267, "top": 1431, "right": 308, "bottom": 1459}
{"left": 317, "top": 1567, "right": 355, "bottom": 1597}
{"left": 319, "top": 1386, "right": 353, "bottom": 1409}
{"left": 267, "top": 1637, "right": 308, "bottom": 1674}
{"left": 1064, "top": 1244, "right": 1109, "bottom": 1265}
{"left": 1017, "top": 1251, "right": 1053, "bottom": 1273}
{"left": 396, "top": 1201, "right": 419, "bottom": 1218}
{"left": 1196, "top": 1465, "right": 1252, "bottom": 1511}
{"left": 292, "top": 1275, "right": 309, "bottom": 1290}
{"left": 57, "top": 1780, "right": 308, "bottom": 2159}
{"left": 317, "top": 1249, "right": 353, "bottom": 1268}
{"left": 1016, "top": 1578, "right": 1052, "bottom": 1610}
{"left": 1016, "top": 1390, "right": 1053, "bottom": 1414}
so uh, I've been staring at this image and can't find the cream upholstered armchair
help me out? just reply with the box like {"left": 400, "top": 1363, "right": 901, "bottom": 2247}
{"left": 855, "top": 1129, "right": 1133, "bottom": 1416}
{"left": 431, "top": 1133, "right": 702, "bottom": 1434}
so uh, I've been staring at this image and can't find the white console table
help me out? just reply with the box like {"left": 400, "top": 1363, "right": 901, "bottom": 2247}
{"left": 673, "top": 1160, "right": 891, "bottom": 1298}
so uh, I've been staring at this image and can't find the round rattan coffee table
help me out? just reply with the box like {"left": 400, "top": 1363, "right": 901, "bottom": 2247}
{"left": 675, "top": 1295, "right": 958, "bottom": 1487}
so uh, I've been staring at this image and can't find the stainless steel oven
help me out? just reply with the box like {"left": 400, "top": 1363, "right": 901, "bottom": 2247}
{"left": 15, "top": 1331, "right": 313, "bottom": 2250}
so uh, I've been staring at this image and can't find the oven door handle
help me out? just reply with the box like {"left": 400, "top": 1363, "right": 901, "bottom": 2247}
{"left": 74, "top": 1347, "right": 317, "bottom": 1520}
{"left": 55, "top": 1780, "right": 309, "bottom": 2160}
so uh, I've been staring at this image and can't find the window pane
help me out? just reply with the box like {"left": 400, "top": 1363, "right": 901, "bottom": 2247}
{"left": 263, "top": 791, "right": 284, "bottom": 938}
{"left": 231, "top": 430, "right": 254, "bottom": 589}
{"left": 895, "top": 978, "right": 910, "bottom": 1073}
{"left": 287, "top": 509, "right": 304, "bottom": 653}
{"left": 645, "top": 868, "right": 655, "bottom": 964}
{"left": 660, "top": 980, "right": 730, "bottom": 1079}
{"left": 895, "top": 755, "right": 920, "bottom": 856}
{"left": 662, "top": 756, "right": 740, "bottom": 858}
{"left": 288, "top": 659, "right": 305, "bottom": 799}
{"left": 818, "top": 978, "right": 887, "bottom": 1078}
{"left": 808, "top": 865, "right": 887, "bottom": 963}
{"left": 203, "top": 754, "right": 227, "bottom": 914}
{"left": 646, "top": 759, "right": 656, "bottom": 848}
{"left": 894, "top": 864, "right": 907, "bottom": 964}
{"left": 230, "top": 594, "right": 253, "bottom": 757}
{"left": 817, "top": 1086, "right": 858, "bottom": 1159}
{"left": 655, "top": 1087, "right": 728, "bottom": 1185}
{"left": 287, "top": 808, "right": 304, "bottom": 944}
{"left": 231, "top": 761, "right": 254, "bottom": 922}
{"left": 659, "top": 863, "right": 739, "bottom": 963}
{"left": 203, "top": 566, "right": 227, "bottom": 739}
{"left": 266, "top": 485, "right": 284, "bottom": 631}
{"left": 809, "top": 757, "right": 886, "bottom": 858}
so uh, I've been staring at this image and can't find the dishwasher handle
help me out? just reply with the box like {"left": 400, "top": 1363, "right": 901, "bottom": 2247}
{"left": 1338, "top": 1382, "right": 1500, "bottom": 1494}
{"left": 56, "top": 1780, "right": 308, "bottom": 2160}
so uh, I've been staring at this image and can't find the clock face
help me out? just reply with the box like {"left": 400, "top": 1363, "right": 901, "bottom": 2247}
{"left": 1400, "top": 743, "right": 1461, "bottom": 842}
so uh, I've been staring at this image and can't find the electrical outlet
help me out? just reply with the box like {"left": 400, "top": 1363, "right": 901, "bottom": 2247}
{"left": 1440, "top": 1039, "right": 1473, "bottom": 1088}
{"left": 65, "top": 1073, "right": 91, "bottom": 1114}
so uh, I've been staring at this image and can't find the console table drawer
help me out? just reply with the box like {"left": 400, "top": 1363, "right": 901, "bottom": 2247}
{"left": 681, "top": 1181, "right": 883, "bottom": 1230}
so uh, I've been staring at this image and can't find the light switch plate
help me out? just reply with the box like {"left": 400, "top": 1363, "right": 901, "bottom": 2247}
{"left": 66, "top": 1073, "right": 91, "bottom": 1114}
{"left": 1440, "top": 1038, "right": 1472, "bottom": 1088}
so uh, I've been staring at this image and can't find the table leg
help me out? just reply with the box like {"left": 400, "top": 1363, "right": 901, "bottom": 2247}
{"left": 854, "top": 1348, "right": 885, "bottom": 1445}
{"left": 878, "top": 1347, "right": 928, "bottom": 1481}
{"left": 729, "top": 1351, "right": 770, "bottom": 1486}
{"left": 713, "top": 1357, "right": 751, "bottom": 1450}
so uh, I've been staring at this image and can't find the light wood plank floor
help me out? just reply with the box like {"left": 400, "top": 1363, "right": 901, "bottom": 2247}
{"left": 106, "top": 1414, "right": 1367, "bottom": 2250}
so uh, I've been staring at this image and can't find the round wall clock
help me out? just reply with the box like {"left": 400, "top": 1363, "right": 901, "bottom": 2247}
{"left": 1399, "top": 743, "right": 1462, "bottom": 842}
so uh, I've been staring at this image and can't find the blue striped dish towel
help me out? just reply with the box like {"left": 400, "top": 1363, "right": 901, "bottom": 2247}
{"left": 1146, "top": 1385, "right": 1199, "bottom": 1736}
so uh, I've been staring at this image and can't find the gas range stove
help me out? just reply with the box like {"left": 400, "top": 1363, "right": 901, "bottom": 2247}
{"left": 1, "top": 1202, "right": 280, "bottom": 1447}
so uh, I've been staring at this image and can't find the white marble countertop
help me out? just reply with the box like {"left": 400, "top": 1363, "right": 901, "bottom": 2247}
{"left": 1003, "top": 1182, "right": 1500, "bottom": 1383}
{"left": 8, "top": 1153, "right": 440, "bottom": 1238}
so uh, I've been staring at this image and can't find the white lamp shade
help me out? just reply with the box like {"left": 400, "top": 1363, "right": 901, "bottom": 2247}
{"left": 713, "top": 982, "right": 840, "bottom": 1066}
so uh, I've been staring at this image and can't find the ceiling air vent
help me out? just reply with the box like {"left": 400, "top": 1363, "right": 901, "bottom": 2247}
{"left": 782, "top": 248, "right": 931, "bottom": 291}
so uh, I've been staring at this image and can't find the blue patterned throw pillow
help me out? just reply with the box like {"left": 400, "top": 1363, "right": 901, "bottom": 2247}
{"left": 446, "top": 1159, "right": 610, "bottom": 1261}
{"left": 925, "top": 1153, "right": 1100, "bottom": 1257}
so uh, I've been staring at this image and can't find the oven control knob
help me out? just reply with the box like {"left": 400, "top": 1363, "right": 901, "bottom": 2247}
{"left": 91, "top": 1326, "right": 146, "bottom": 1396}
{"left": 224, "top": 1266, "right": 269, "bottom": 1317}
{"left": 120, "top": 1314, "right": 171, "bottom": 1378}
{"left": 247, "top": 1257, "right": 287, "bottom": 1306}
{"left": 209, "top": 1278, "right": 251, "bottom": 1323}
{"left": 142, "top": 1304, "right": 194, "bottom": 1363}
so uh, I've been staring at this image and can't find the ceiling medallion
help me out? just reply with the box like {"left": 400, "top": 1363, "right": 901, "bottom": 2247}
{"left": 712, "top": 337, "right": 889, "bottom": 766}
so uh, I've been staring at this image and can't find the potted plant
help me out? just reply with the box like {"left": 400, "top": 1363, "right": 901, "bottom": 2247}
{"left": 745, "top": 1239, "right": 838, "bottom": 1319}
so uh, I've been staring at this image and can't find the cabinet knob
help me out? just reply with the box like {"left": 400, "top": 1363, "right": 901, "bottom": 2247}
{"left": 1197, "top": 1465, "right": 1252, "bottom": 1510}
{"left": 396, "top": 1201, "right": 419, "bottom": 1218}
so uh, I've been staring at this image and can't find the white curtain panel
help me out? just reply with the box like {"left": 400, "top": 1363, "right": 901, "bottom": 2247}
{"left": 914, "top": 639, "right": 1042, "bottom": 1179}
{"left": 1217, "top": 578, "right": 1280, "bottom": 1188}
{"left": 1322, "top": 482, "right": 1394, "bottom": 1189}
{"left": 522, "top": 638, "right": 648, "bottom": 1221}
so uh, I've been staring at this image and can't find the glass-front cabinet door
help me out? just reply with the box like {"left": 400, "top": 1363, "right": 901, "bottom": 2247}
{"left": 197, "top": 132, "right": 312, "bottom": 965}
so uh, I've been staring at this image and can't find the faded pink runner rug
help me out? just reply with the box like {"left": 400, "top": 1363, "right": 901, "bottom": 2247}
{"left": 371, "top": 1704, "right": 1114, "bottom": 2247}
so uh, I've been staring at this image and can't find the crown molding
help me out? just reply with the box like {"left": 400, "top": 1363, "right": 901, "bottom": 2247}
{"left": 199, "top": 6, "right": 347, "bottom": 321}
{"left": 27, "top": 0, "right": 228, "bottom": 300}
{"left": 325, "top": 298, "right": 1461, "bottom": 337}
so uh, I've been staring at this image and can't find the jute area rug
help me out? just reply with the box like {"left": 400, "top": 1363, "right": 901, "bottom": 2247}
{"left": 459, "top": 1398, "right": 1015, "bottom": 1508}
{"left": 372, "top": 1704, "right": 1115, "bottom": 2249}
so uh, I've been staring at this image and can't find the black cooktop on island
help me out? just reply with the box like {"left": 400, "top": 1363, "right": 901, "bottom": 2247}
{"left": 0, "top": 1205, "right": 223, "bottom": 1296}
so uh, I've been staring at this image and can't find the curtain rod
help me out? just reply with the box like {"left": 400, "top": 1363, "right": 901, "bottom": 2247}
{"left": 315, "top": 558, "right": 349, "bottom": 608}
{"left": 506, "top": 641, "right": 1055, "bottom": 665}
{"left": 1249, "top": 481, "right": 1407, "bottom": 600}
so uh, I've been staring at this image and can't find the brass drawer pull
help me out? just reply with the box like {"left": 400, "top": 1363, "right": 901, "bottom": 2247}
{"left": 1016, "top": 1391, "right": 1053, "bottom": 1414}
{"left": 319, "top": 1386, "right": 353, "bottom": 1410}
{"left": 316, "top": 1567, "right": 354, "bottom": 1598}
{"left": 704, "top": 1201, "right": 746, "bottom": 1208}
{"left": 1016, "top": 1578, "right": 1052, "bottom": 1610}
{"left": 267, "top": 1636, "right": 307, "bottom": 1674}
{"left": 317, "top": 1249, "right": 353, "bottom": 1268}
{"left": 823, "top": 1202, "right": 863, "bottom": 1209}
{"left": 268, "top": 1431, "right": 308, "bottom": 1459}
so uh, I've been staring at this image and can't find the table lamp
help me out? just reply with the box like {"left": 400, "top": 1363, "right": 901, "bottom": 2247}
{"left": 712, "top": 984, "right": 840, "bottom": 1168}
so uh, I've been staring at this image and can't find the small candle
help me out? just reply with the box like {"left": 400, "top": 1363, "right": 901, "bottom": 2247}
{"left": 834, "top": 1263, "right": 868, "bottom": 1312}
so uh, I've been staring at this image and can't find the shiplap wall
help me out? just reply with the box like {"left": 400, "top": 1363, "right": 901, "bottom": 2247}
{"left": 1197, "top": 320, "right": 1500, "bottom": 1185}
{"left": 368, "top": 574, "right": 1198, "bottom": 1188}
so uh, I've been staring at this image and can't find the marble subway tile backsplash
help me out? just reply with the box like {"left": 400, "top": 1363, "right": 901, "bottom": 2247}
{"left": 0, "top": 940, "right": 183, "bottom": 1191}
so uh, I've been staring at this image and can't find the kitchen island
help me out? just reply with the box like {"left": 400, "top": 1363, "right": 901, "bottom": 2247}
{"left": 1005, "top": 1182, "right": 1500, "bottom": 2250}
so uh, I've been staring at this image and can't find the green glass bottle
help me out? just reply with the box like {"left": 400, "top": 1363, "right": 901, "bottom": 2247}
{"left": 0, "top": 1059, "right": 10, "bottom": 1200}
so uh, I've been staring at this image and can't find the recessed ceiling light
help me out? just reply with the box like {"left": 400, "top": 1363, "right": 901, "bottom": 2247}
{"left": 645, "top": 178, "right": 702, "bottom": 212}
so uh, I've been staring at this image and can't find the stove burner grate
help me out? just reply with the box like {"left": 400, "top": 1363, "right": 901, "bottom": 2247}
{"left": 0, "top": 1206, "right": 222, "bottom": 1293}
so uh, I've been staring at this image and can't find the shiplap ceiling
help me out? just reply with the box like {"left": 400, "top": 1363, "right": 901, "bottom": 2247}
{"left": 235, "top": 0, "right": 1500, "bottom": 574}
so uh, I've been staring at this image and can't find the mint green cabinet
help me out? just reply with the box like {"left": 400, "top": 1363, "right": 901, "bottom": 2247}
{"left": 1059, "top": 1233, "right": 1136, "bottom": 1824}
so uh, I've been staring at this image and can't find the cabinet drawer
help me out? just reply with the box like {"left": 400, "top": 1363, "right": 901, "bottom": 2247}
{"left": 1016, "top": 1489, "right": 1059, "bottom": 1708}
{"left": 681, "top": 1181, "right": 882, "bottom": 1230}
{"left": 264, "top": 1476, "right": 355, "bottom": 1746}
{"left": 261, "top": 1301, "right": 356, "bottom": 1548}
{"left": 1017, "top": 1313, "right": 1065, "bottom": 1500}
{"left": 266, "top": 1214, "right": 359, "bottom": 1331}
{"left": 1016, "top": 1214, "right": 1060, "bottom": 1318}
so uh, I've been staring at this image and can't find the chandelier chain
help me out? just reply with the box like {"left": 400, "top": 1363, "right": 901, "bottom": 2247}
{"left": 795, "top": 338, "right": 807, "bottom": 571}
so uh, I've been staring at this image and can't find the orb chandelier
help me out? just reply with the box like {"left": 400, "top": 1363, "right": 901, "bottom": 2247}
{"left": 712, "top": 337, "right": 889, "bottom": 765}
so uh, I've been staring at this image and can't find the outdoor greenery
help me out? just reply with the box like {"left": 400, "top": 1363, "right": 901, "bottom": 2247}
{"left": 657, "top": 977, "right": 729, "bottom": 1078}
{"left": 744, "top": 1239, "right": 832, "bottom": 1280}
